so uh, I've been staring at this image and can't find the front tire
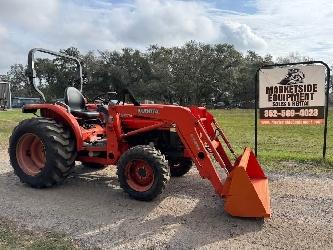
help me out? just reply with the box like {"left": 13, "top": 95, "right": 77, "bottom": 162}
{"left": 117, "top": 145, "right": 170, "bottom": 201}
{"left": 8, "top": 118, "right": 76, "bottom": 188}
{"left": 169, "top": 158, "right": 192, "bottom": 177}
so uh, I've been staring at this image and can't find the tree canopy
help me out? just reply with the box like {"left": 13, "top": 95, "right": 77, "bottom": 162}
{"left": 4, "top": 41, "right": 331, "bottom": 106}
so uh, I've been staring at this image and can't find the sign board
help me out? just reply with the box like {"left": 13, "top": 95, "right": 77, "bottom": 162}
{"left": 259, "top": 65, "right": 325, "bottom": 125}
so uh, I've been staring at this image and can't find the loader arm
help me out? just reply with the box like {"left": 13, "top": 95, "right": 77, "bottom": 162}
{"left": 113, "top": 104, "right": 271, "bottom": 218}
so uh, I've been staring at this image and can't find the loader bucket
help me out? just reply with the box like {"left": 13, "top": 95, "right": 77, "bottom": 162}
{"left": 223, "top": 148, "right": 271, "bottom": 218}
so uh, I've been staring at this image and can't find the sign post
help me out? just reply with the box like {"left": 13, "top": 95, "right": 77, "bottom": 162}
{"left": 254, "top": 61, "right": 330, "bottom": 159}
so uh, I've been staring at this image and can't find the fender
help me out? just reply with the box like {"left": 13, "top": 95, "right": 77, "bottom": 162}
{"left": 23, "top": 103, "right": 84, "bottom": 150}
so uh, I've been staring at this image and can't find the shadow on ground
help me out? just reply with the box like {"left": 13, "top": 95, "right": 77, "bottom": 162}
{"left": 0, "top": 164, "right": 265, "bottom": 249}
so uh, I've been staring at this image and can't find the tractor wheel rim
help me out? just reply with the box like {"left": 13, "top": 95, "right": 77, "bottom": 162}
{"left": 125, "top": 159, "right": 154, "bottom": 192}
{"left": 16, "top": 133, "right": 46, "bottom": 176}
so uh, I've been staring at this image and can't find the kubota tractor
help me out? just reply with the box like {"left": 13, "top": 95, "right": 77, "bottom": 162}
{"left": 8, "top": 48, "right": 271, "bottom": 218}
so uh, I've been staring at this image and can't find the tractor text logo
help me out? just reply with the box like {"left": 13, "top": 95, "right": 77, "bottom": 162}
{"left": 278, "top": 68, "right": 305, "bottom": 85}
{"left": 138, "top": 108, "right": 160, "bottom": 115}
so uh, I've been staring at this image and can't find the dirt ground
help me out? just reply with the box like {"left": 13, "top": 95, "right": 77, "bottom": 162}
{"left": 0, "top": 150, "right": 332, "bottom": 250}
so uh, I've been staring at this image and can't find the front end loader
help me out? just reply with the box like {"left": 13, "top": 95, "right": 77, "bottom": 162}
{"left": 8, "top": 48, "right": 271, "bottom": 218}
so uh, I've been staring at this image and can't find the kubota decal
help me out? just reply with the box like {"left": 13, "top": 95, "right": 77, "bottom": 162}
{"left": 138, "top": 108, "right": 159, "bottom": 115}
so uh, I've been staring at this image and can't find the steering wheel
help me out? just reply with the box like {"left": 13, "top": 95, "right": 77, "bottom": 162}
{"left": 92, "top": 92, "right": 118, "bottom": 105}
{"left": 119, "top": 89, "right": 140, "bottom": 106}
{"left": 92, "top": 89, "right": 140, "bottom": 106}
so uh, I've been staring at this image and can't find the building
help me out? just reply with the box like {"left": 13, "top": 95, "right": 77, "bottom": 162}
{"left": 11, "top": 97, "right": 40, "bottom": 108}
{"left": 0, "top": 81, "right": 11, "bottom": 109}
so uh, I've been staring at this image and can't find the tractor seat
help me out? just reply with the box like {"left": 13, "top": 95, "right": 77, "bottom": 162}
{"left": 64, "top": 87, "right": 99, "bottom": 119}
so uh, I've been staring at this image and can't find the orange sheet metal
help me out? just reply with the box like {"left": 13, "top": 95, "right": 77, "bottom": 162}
{"left": 223, "top": 148, "right": 271, "bottom": 218}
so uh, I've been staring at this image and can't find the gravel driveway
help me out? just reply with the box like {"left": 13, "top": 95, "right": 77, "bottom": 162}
{"left": 0, "top": 150, "right": 332, "bottom": 249}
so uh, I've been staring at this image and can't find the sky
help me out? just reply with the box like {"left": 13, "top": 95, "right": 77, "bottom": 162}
{"left": 0, "top": 0, "right": 333, "bottom": 73}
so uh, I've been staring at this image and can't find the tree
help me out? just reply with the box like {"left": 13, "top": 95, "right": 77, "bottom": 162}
{"left": 233, "top": 51, "right": 273, "bottom": 106}
{"left": 6, "top": 64, "right": 33, "bottom": 97}
{"left": 146, "top": 45, "right": 175, "bottom": 102}
{"left": 276, "top": 52, "right": 312, "bottom": 64}
{"left": 8, "top": 43, "right": 313, "bottom": 107}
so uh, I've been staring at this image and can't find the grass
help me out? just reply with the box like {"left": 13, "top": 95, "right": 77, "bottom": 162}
{"left": 211, "top": 108, "right": 333, "bottom": 172}
{"left": 0, "top": 110, "right": 32, "bottom": 148}
{"left": 0, "top": 219, "right": 76, "bottom": 250}
{"left": 1, "top": 108, "right": 332, "bottom": 172}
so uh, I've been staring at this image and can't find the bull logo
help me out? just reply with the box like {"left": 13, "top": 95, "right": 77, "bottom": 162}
{"left": 278, "top": 68, "right": 305, "bottom": 85}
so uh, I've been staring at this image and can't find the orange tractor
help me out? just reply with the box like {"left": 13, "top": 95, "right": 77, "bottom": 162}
{"left": 9, "top": 48, "right": 271, "bottom": 218}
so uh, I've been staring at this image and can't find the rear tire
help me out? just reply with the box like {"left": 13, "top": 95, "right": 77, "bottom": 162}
{"left": 8, "top": 118, "right": 76, "bottom": 188}
{"left": 117, "top": 145, "right": 170, "bottom": 201}
{"left": 169, "top": 158, "right": 192, "bottom": 177}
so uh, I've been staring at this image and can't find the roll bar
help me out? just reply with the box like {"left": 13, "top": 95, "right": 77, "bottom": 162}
{"left": 26, "top": 48, "right": 83, "bottom": 102}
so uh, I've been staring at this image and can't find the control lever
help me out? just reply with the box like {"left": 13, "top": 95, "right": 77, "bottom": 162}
{"left": 97, "top": 105, "right": 109, "bottom": 123}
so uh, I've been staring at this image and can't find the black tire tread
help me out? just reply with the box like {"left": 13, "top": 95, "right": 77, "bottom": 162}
{"left": 117, "top": 145, "right": 170, "bottom": 201}
{"left": 169, "top": 158, "right": 192, "bottom": 177}
{"left": 8, "top": 117, "right": 77, "bottom": 188}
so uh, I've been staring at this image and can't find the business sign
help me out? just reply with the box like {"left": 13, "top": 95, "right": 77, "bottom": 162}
{"left": 259, "top": 65, "right": 325, "bottom": 125}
